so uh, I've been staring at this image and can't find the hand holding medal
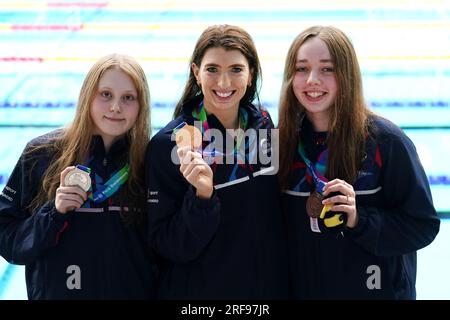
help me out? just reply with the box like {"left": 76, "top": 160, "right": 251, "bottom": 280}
{"left": 174, "top": 122, "right": 213, "bottom": 199}
{"left": 299, "top": 140, "right": 348, "bottom": 233}
{"left": 322, "top": 179, "right": 357, "bottom": 230}
{"left": 307, "top": 183, "right": 349, "bottom": 234}
{"left": 55, "top": 165, "right": 90, "bottom": 214}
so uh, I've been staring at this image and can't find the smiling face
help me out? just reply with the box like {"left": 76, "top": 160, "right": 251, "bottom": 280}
{"left": 192, "top": 47, "right": 252, "bottom": 123}
{"left": 90, "top": 68, "right": 140, "bottom": 150}
{"left": 292, "top": 36, "right": 338, "bottom": 131}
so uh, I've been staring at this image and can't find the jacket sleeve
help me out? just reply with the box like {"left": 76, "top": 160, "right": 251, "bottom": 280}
{"left": 346, "top": 130, "right": 440, "bottom": 257}
{"left": 145, "top": 134, "right": 221, "bottom": 263}
{"left": 0, "top": 145, "right": 72, "bottom": 265}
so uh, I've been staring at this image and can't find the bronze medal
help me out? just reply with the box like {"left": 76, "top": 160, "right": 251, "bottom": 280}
{"left": 175, "top": 124, "right": 202, "bottom": 149}
{"left": 306, "top": 191, "right": 324, "bottom": 218}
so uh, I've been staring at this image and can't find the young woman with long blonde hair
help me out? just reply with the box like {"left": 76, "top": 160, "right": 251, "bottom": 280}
{"left": 0, "top": 54, "right": 156, "bottom": 299}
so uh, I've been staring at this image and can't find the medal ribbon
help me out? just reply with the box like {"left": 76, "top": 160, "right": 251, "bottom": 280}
{"left": 191, "top": 100, "right": 248, "bottom": 159}
{"left": 88, "top": 164, "right": 130, "bottom": 203}
{"left": 192, "top": 100, "right": 210, "bottom": 134}
{"left": 297, "top": 140, "right": 328, "bottom": 194}
{"left": 76, "top": 164, "right": 91, "bottom": 174}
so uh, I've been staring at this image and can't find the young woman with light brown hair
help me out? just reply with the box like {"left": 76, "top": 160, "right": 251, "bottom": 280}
{"left": 0, "top": 53, "right": 156, "bottom": 299}
{"left": 278, "top": 25, "right": 439, "bottom": 299}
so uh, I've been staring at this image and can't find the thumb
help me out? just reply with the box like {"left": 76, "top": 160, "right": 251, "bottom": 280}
{"left": 60, "top": 166, "right": 76, "bottom": 187}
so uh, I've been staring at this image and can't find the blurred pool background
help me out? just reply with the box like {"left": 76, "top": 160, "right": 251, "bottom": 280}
{"left": 1, "top": 0, "right": 449, "bottom": 299}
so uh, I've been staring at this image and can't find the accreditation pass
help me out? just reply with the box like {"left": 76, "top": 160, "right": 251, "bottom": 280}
{"left": 180, "top": 304, "right": 270, "bottom": 318}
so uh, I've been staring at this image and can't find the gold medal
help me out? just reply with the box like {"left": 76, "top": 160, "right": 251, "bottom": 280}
{"left": 306, "top": 190, "right": 324, "bottom": 218}
{"left": 64, "top": 167, "right": 91, "bottom": 192}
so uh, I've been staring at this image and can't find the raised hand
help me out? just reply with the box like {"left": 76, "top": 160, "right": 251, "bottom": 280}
{"left": 322, "top": 178, "right": 358, "bottom": 228}
{"left": 55, "top": 166, "right": 88, "bottom": 214}
{"left": 177, "top": 146, "right": 214, "bottom": 199}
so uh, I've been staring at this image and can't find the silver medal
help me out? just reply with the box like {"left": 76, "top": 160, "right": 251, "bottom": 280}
{"left": 64, "top": 167, "right": 91, "bottom": 191}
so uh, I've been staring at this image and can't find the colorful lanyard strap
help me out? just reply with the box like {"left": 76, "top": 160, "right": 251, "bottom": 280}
{"left": 191, "top": 100, "right": 248, "bottom": 158}
{"left": 192, "top": 100, "right": 210, "bottom": 134}
{"left": 297, "top": 139, "right": 328, "bottom": 194}
{"left": 88, "top": 164, "right": 130, "bottom": 203}
{"left": 76, "top": 164, "right": 91, "bottom": 174}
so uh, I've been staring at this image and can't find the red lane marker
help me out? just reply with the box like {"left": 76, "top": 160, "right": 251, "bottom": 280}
{"left": 11, "top": 25, "right": 82, "bottom": 31}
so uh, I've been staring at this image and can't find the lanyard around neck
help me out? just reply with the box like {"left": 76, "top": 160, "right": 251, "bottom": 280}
{"left": 192, "top": 100, "right": 248, "bottom": 158}
{"left": 192, "top": 100, "right": 210, "bottom": 134}
{"left": 297, "top": 139, "right": 328, "bottom": 194}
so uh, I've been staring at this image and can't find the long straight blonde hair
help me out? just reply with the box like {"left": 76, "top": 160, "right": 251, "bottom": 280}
{"left": 278, "top": 26, "right": 373, "bottom": 188}
{"left": 30, "top": 54, "right": 151, "bottom": 219}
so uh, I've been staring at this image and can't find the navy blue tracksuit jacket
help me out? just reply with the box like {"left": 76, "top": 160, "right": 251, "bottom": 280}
{"left": 282, "top": 116, "right": 440, "bottom": 299}
{"left": 0, "top": 132, "right": 157, "bottom": 299}
{"left": 146, "top": 98, "right": 289, "bottom": 299}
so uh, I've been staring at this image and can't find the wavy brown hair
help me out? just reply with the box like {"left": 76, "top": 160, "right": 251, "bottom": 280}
{"left": 173, "top": 24, "right": 262, "bottom": 118}
{"left": 29, "top": 54, "right": 151, "bottom": 223}
{"left": 278, "top": 26, "right": 373, "bottom": 189}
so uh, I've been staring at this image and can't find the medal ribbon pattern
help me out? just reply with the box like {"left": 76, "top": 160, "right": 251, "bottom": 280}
{"left": 88, "top": 164, "right": 130, "bottom": 204}
{"left": 191, "top": 100, "right": 249, "bottom": 164}
{"left": 297, "top": 139, "right": 328, "bottom": 194}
